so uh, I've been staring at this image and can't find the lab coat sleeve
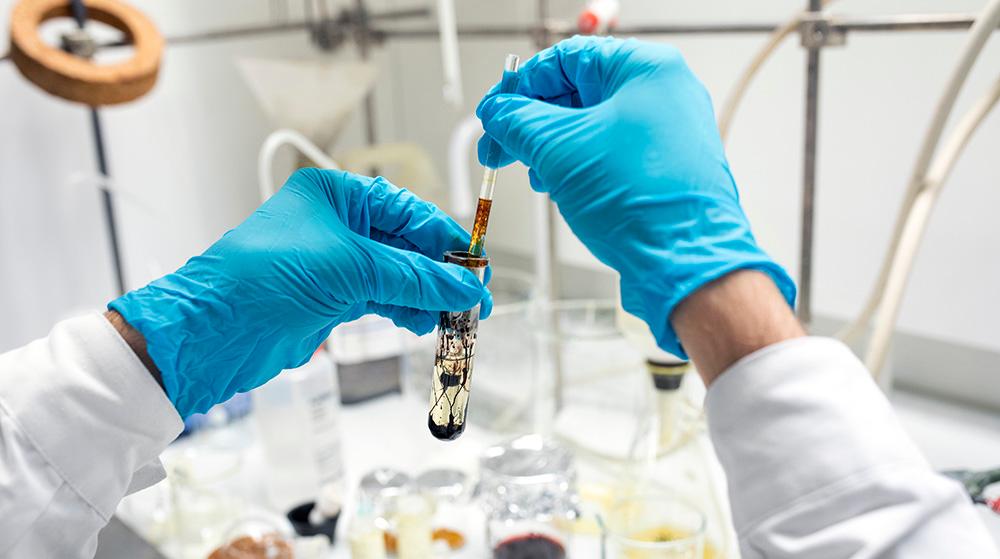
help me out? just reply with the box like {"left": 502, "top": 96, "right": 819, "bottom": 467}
{"left": 706, "top": 336, "right": 999, "bottom": 558}
{"left": 0, "top": 313, "right": 183, "bottom": 558}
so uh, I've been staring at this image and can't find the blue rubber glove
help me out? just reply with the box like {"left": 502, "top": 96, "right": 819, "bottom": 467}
{"left": 476, "top": 36, "right": 794, "bottom": 357}
{"left": 110, "top": 169, "right": 492, "bottom": 418}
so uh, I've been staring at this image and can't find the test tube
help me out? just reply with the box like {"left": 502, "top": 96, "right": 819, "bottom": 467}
{"left": 428, "top": 250, "right": 489, "bottom": 440}
{"left": 468, "top": 53, "right": 521, "bottom": 257}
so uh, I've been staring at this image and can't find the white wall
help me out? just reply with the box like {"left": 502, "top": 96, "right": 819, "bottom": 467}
{"left": 1, "top": 0, "right": 998, "bottom": 357}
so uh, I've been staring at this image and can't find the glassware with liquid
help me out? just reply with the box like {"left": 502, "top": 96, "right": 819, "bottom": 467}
{"left": 479, "top": 435, "right": 578, "bottom": 558}
{"left": 600, "top": 495, "right": 705, "bottom": 559}
{"left": 428, "top": 250, "right": 489, "bottom": 440}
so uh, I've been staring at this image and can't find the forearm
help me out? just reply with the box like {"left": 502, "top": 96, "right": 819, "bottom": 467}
{"left": 105, "top": 309, "right": 165, "bottom": 391}
{"left": 670, "top": 270, "right": 998, "bottom": 557}
{"left": 0, "top": 314, "right": 182, "bottom": 556}
{"left": 672, "top": 269, "right": 804, "bottom": 386}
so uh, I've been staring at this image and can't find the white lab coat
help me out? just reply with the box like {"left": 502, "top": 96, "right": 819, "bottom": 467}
{"left": 0, "top": 314, "right": 995, "bottom": 558}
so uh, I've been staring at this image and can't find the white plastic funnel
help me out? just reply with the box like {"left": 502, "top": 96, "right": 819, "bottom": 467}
{"left": 238, "top": 57, "right": 377, "bottom": 151}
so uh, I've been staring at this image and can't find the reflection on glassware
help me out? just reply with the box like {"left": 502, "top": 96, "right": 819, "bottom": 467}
{"left": 479, "top": 435, "right": 578, "bottom": 557}
{"left": 600, "top": 495, "right": 705, "bottom": 559}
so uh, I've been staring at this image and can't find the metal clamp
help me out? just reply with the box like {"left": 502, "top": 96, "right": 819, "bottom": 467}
{"left": 60, "top": 28, "right": 97, "bottom": 58}
{"left": 800, "top": 15, "right": 847, "bottom": 48}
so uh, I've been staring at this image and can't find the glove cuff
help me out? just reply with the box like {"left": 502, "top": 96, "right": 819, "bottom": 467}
{"left": 617, "top": 198, "right": 796, "bottom": 358}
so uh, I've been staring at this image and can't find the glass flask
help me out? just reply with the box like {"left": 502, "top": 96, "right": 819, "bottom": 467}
{"left": 428, "top": 250, "right": 489, "bottom": 440}
{"left": 600, "top": 495, "right": 705, "bottom": 559}
{"left": 479, "top": 435, "right": 578, "bottom": 558}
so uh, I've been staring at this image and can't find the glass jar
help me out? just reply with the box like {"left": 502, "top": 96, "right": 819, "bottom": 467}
{"left": 600, "top": 494, "right": 705, "bottom": 559}
{"left": 415, "top": 468, "right": 472, "bottom": 554}
{"left": 479, "top": 435, "right": 578, "bottom": 558}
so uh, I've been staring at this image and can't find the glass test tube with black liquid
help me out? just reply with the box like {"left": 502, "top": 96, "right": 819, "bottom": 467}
{"left": 428, "top": 250, "right": 489, "bottom": 440}
{"left": 428, "top": 53, "right": 519, "bottom": 441}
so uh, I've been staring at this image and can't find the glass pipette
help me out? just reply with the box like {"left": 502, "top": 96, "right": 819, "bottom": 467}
{"left": 468, "top": 54, "right": 521, "bottom": 257}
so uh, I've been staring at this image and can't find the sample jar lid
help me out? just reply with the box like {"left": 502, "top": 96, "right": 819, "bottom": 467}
{"left": 359, "top": 468, "right": 411, "bottom": 502}
{"left": 415, "top": 468, "right": 469, "bottom": 501}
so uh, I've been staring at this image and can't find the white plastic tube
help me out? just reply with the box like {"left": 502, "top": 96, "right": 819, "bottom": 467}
{"left": 257, "top": 128, "right": 339, "bottom": 202}
{"left": 839, "top": 0, "right": 1000, "bottom": 355}
{"left": 718, "top": 0, "right": 836, "bottom": 143}
{"left": 864, "top": 74, "right": 1000, "bottom": 377}
{"left": 436, "top": 0, "right": 463, "bottom": 108}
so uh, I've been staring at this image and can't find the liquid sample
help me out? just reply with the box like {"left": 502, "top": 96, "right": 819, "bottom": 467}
{"left": 428, "top": 250, "right": 487, "bottom": 441}
{"left": 493, "top": 534, "right": 566, "bottom": 559}
{"left": 468, "top": 197, "right": 493, "bottom": 256}
{"left": 625, "top": 525, "right": 716, "bottom": 559}
{"left": 428, "top": 308, "right": 478, "bottom": 440}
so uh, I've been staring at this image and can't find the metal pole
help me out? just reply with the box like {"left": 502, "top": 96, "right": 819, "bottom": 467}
{"left": 68, "top": 0, "right": 126, "bottom": 295}
{"left": 798, "top": 0, "right": 823, "bottom": 324}
{"left": 24, "top": 13, "right": 994, "bottom": 54}
{"left": 353, "top": 0, "right": 378, "bottom": 149}
{"left": 91, "top": 110, "right": 126, "bottom": 295}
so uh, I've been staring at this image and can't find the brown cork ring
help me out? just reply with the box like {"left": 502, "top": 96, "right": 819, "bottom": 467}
{"left": 9, "top": 0, "right": 163, "bottom": 106}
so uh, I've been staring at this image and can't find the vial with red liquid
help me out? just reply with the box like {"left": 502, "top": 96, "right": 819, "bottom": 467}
{"left": 479, "top": 435, "right": 578, "bottom": 558}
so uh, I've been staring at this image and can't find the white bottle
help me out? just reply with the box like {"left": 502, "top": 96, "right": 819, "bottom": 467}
{"left": 252, "top": 347, "right": 345, "bottom": 511}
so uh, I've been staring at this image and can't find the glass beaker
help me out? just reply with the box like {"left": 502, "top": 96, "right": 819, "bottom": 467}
{"left": 428, "top": 250, "right": 489, "bottom": 440}
{"left": 479, "top": 435, "right": 578, "bottom": 558}
{"left": 600, "top": 495, "right": 705, "bottom": 559}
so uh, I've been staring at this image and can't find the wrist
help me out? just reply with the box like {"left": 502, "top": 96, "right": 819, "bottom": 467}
{"left": 104, "top": 309, "right": 165, "bottom": 392}
{"left": 672, "top": 269, "right": 804, "bottom": 386}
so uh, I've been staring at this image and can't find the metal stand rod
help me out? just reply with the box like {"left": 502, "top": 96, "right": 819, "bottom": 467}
{"left": 68, "top": 0, "right": 126, "bottom": 296}
{"left": 91, "top": 109, "right": 127, "bottom": 295}
{"left": 353, "top": 0, "right": 378, "bottom": 149}
{"left": 799, "top": 0, "right": 824, "bottom": 325}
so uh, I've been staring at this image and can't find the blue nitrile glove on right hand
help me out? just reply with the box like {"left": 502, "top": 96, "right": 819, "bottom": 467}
{"left": 476, "top": 36, "right": 795, "bottom": 358}
{"left": 110, "top": 169, "right": 491, "bottom": 418}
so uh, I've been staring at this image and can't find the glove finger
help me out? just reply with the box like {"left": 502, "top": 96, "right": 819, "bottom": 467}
{"left": 527, "top": 168, "right": 546, "bottom": 193}
{"left": 358, "top": 176, "right": 471, "bottom": 260}
{"left": 367, "top": 303, "right": 439, "bottom": 335}
{"left": 362, "top": 240, "right": 487, "bottom": 312}
{"left": 477, "top": 93, "right": 581, "bottom": 172}
{"left": 477, "top": 133, "right": 518, "bottom": 169}
{"left": 370, "top": 228, "right": 421, "bottom": 253}
{"left": 475, "top": 36, "right": 621, "bottom": 120}
{"left": 479, "top": 288, "right": 493, "bottom": 320}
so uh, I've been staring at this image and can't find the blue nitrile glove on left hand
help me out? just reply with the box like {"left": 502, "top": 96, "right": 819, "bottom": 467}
{"left": 476, "top": 36, "right": 795, "bottom": 358}
{"left": 110, "top": 169, "right": 491, "bottom": 418}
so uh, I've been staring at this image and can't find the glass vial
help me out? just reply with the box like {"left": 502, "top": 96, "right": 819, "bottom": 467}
{"left": 428, "top": 250, "right": 489, "bottom": 440}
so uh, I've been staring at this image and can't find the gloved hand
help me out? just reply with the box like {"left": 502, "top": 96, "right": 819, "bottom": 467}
{"left": 477, "top": 36, "right": 795, "bottom": 357}
{"left": 110, "top": 169, "right": 491, "bottom": 418}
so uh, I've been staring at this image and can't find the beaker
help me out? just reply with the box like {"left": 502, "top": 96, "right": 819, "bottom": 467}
{"left": 600, "top": 495, "right": 705, "bottom": 559}
{"left": 428, "top": 250, "right": 489, "bottom": 440}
